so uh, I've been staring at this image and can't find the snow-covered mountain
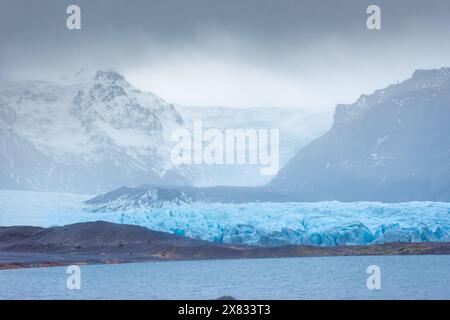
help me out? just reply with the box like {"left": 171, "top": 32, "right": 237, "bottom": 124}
{"left": 0, "top": 71, "right": 329, "bottom": 193}
{"left": 86, "top": 67, "right": 450, "bottom": 204}
{"left": 85, "top": 184, "right": 290, "bottom": 210}
{"left": 0, "top": 71, "right": 188, "bottom": 193}
{"left": 268, "top": 68, "right": 450, "bottom": 202}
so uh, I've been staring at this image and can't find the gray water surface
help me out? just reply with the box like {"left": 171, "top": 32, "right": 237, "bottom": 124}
{"left": 1, "top": 255, "right": 449, "bottom": 300}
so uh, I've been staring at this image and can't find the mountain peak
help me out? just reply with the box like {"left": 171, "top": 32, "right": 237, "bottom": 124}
{"left": 61, "top": 70, "right": 127, "bottom": 84}
{"left": 0, "top": 69, "right": 188, "bottom": 193}
{"left": 270, "top": 67, "right": 450, "bottom": 202}
{"left": 95, "top": 70, "right": 125, "bottom": 82}
{"left": 406, "top": 67, "right": 450, "bottom": 90}
{"left": 412, "top": 67, "right": 450, "bottom": 79}
{"left": 333, "top": 67, "right": 450, "bottom": 126}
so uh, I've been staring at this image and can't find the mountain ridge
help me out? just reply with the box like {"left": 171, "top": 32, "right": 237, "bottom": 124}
{"left": 90, "top": 67, "right": 450, "bottom": 203}
{"left": 0, "top": 71, "right": 189, "bottom": 193}
{"left": 268, "top": 67, "right": 450, "bottom": 201}
{"left": 0, "top": 70, "right": 327, "bottom": 192}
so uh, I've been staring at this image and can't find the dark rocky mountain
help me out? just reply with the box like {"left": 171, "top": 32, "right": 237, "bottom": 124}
{"left": 267, "top": 68, "right": 450, "bottom": 202}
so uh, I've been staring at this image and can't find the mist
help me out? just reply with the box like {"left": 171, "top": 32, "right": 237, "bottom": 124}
{"left": 1, "top": 0, "right": 450, "bottom": 111}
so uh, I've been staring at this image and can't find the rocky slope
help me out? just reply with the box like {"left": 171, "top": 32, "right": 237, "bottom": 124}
{"left": 268, "top": 68, "right": 450, "bottom": 201}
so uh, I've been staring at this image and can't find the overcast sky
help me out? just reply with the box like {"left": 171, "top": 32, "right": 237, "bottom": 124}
{"left": 1, "top": 0, "right": 450, "bottom": 111}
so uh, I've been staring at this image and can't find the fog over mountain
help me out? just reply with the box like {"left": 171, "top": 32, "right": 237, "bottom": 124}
{"left": 268, "top": 68, "right": 450, "bottom": 201}
{"left": 179, "top": 105, "right": 329, "bottom": 186}
{"left": 1, "top": 1, "right": 450, "bottom": 200}
{"left": 89, "top": 67, "right": 450, "bottom": 203}
{"left": 2, "top": 0, "right": 450, "bottom": 109}
{"left": 0, "top": 71, "right": 188, "bottom": 192}
{"left": 0, "top": 70, "right": 326, "bottom": 192}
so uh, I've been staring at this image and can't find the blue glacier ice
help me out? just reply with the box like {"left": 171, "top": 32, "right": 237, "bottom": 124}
{"left": 82, "top": 200, "right": 450, "bottom": 246}
{"left": 0, "top": 190, "right": 449, "bottom": 247}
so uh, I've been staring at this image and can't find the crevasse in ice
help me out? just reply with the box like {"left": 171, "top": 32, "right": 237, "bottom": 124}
{"left": 1, "top": 190, "right": 448, "bottom": 247}
{"left": 85, "top": 201, "right": 450, "bottom": 246}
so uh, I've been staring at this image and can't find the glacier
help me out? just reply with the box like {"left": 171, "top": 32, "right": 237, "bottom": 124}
{"left": 1, "top": 190, "right": 449, "bottom": 247}
{"left": 84, "top": 201, "right": 450, "bottom": 246}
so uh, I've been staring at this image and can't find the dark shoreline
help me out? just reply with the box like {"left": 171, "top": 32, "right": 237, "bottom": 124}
{"left": 1, "top": 221, "right": 449, "bottom": 270}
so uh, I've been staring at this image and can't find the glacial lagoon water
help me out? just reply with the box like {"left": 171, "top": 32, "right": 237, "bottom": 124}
{"left": 1, "top": 255, "right": 449, "bottom": 300}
